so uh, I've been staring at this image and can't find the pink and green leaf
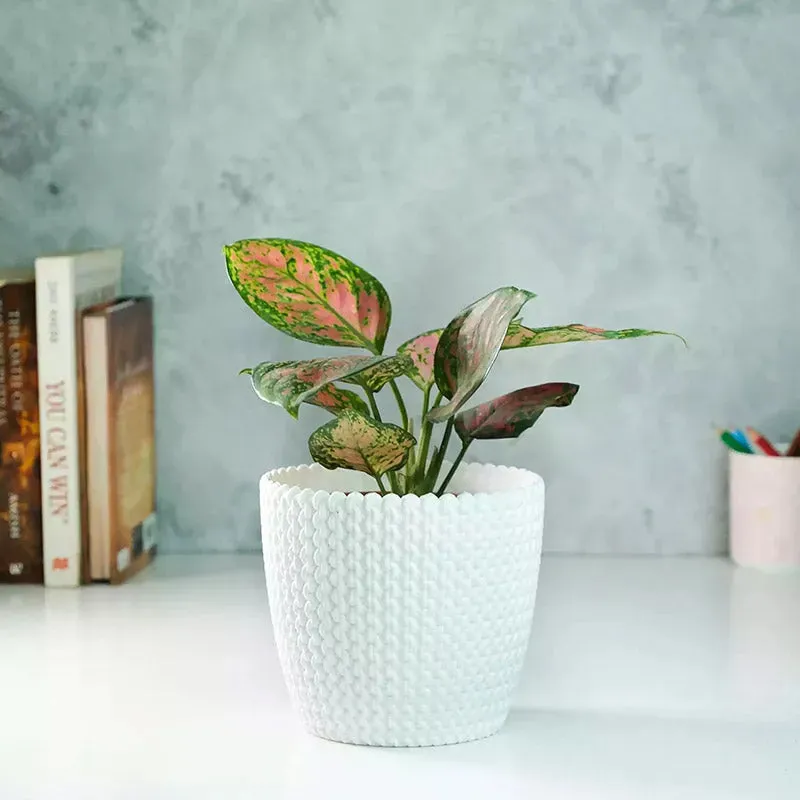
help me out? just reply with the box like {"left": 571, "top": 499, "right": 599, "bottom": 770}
{"left": 341, "top": 353, "right": 414, "bottom": 392}
{"left": 455, "top": 383, "right": 580, "bottom": 442}
{"left": 427, "top": 287, "right": 536, "bottom": 423}
{"left": 502, "top": 322, "right": 685, "bottom": 349}
{"left": 397, "top": 329, "right": 442, "bottom": 390}
{"left": 308, "top": 410, "right": 416, "bottom": 477}
{"left": 306, "top": 384, "right": 370, "bottom": 417}
{"left": 247, "top": 356, "right": 390, "bottom": 418}
{"left": 224, "top": 238, "right": 391, "bottom": 354}
{"left": 399, "top": 322, "right": 681, "bottom": 393}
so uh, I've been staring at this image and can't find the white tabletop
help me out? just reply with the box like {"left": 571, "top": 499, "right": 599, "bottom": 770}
{"left": 2, "top": 554, "right": 799, "bottom": 799}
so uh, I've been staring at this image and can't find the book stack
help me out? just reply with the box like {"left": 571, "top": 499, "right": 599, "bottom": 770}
{"left": 0, "top": 248, "right": 157, "bottom": 587}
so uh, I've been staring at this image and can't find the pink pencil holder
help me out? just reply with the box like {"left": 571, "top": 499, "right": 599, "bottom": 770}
{"left": 729, "top": 450, "right": 800, "bottom": 570}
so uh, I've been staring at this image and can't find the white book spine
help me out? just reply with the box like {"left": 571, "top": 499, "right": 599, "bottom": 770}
{"left": 36, "top": 259, "right": 81, "bottom": 587}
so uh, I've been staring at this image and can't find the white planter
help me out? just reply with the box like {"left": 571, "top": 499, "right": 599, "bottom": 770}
{"left": 259, "top": 462, "right": 545, "bottom": 747}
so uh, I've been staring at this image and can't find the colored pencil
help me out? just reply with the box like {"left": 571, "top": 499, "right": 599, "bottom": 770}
{"left": 745, "top": 427, "right": 780, "bottom": 457}
{"left": 731, "top": 429, "right": 752, "bottom": 449}
{"left": 718, "top": 429, "right": 753, "bottom": 454}
{"left": 786, "top": 428, "right": 800, "bottom": 458}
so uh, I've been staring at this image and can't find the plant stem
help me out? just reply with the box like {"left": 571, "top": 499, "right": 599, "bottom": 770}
{"left": 435, "top": 440, "right": 470, "bottom": 496}
{"left": 404, "top": 420, "right": 417, "bottom": 487}
{"left": 412, "top": 386, "right": 432, "bottom": 486}
{"left": 389, "top": 379, "right": 409, "bottom": 431}
{"left": 374, "top": 473, "right": 388, "bottom": 494}
{"left": 421, "top": 385, "right": 432, "bottom": 419}
{"left": 366, "top": 389, "right": 382, "bottom": 422}
{"left": 414, "top": 388, "right": 442, "bottom": 489}
{"left": 364, "top": 390, "right": 399, "bottom": 491}
{"left": 425, "top": 418, "right": 454, "bottom": 492}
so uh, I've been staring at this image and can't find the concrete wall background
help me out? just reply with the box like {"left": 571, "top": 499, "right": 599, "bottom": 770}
{"left": 2, "top": 0, "right": 799, "bottom": 553}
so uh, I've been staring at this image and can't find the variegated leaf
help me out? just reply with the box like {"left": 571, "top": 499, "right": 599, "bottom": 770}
{"left": 455, "top": 383, "right": 580, "bottom": 442}
{"left": 502, "top": 322, "right": 684, "bottom": 349}
{"left": 342, "top": 353, "right": 414, "bottom": 392}
{"left": 308, "top": 410, "right": 416, "bottom": 477}
{"left": 225, "top": 238, "right": 391, "bottom": 353}
{"left": 247, "top": 356, "right": 390, "bottom": 418}
{"left": 397, "top": 329, "right": 442, "bottom": 390}
{"left": 427, "top": 287, "right": 536, "bottom": 423}
{"left": 306, "top": 384, "right": 370, "bottom": 417}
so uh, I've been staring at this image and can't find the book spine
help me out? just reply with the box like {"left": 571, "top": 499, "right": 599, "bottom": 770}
{"left": 36, "top": 260, "right": 81, "bottom": 587}
{"left": 0, "top": 284, "right": 11, "bottom": 580}
{"left": 0, "top": 282, "right": 42, "bottom": 583}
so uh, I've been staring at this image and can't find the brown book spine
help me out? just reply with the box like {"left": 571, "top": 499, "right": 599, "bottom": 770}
{"left": 109, "top": 297, "right": 156, "bottom": 584}
{"left": 0, "top": 283, "right": 10, "bottom": 579}
{"left": 0, "top": 281, "right": 42, "bottom": 583}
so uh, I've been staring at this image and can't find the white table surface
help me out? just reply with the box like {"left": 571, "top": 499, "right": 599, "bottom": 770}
{"left": 2, "top": 554, "right": 799, "bottom": 799}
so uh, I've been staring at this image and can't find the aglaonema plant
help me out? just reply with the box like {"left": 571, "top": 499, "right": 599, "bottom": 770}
{"left": 225, "top": 238, "right": 683, "bottom": 496}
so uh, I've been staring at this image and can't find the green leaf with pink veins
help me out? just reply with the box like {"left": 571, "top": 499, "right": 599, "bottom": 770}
{"left": 454, "top": 383, "right": 580, "bottom": 442}
{"left": 224, "top": 238, "right": 391, "bottom": 354}
{"left": 341, "top": 353, "right": 414, "bottom": 392}
{"left": 427, "top": 287, "right": 536, "bottom": 423}
{"left": 308, "top": 410, "right": 416, "bottom": 477}
{"left": 394, "top": 322, "right": 684, "bottom": 393}
{"left": 502, "top": 321, "right": 686, "bottom": 349}
{"left": 305, "top": 384, "right": 370, "bottom": 417}
{"left": 397, "top": 330, "right": 442, "bottom": 390}
{"left": 245, "top": 356, "right": 392, "bottom": 418}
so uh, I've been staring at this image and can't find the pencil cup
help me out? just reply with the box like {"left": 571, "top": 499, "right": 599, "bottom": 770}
{"left": 729, "top": 450, "right": 800, "bottom": 570}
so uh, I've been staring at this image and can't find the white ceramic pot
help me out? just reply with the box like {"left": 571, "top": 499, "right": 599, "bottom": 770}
{"left": 259, "top": 461, "right": 545, "bottom": 747}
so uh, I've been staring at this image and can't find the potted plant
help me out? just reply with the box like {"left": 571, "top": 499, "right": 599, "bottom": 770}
{"left": 225, "top": 238, "right": 679, "bottom": 746}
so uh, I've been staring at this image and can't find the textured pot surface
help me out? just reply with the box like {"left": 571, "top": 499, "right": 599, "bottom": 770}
{"left": 260, "top": 462, "right": 545, "bottom": 747}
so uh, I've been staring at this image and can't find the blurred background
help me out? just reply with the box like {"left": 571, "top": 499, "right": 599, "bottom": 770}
{"left": 2, "top": 0, "right": 799, "bottom": 555}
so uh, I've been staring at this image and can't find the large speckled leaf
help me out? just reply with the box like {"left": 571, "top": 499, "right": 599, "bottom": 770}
{"left": 341, "top": 354, "right": 414, "bottom": 392}
{"left": 245, "top": 356, "right": 390, "bottom": 418}
{"left": 225, "top": 238, "right": 391, "bottom": 354}
{"left": 427, "top": 287, "right": 536, "bottom": 423}
{"left": 502, "top": 322, "right": 684, "bottom": 349}
{"left": 455, "top": 383, "right": 580, "bottom": 442}
{"left": 308, "top": 410, "right": 416, "bottom": 477}
{"left": 306, "top": 384, "right": 370, "bottom": 417}
{"left": 397, "top": 330, "right": 442, "bottom": 390}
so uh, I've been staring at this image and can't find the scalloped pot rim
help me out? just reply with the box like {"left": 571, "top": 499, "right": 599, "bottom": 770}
{"left": 260, "top": 462, "right": 544, "bottom": 503}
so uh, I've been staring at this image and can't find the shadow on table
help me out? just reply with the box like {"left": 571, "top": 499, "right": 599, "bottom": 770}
{"left": 277, "top": 708, "right": 800, "bottom": 800}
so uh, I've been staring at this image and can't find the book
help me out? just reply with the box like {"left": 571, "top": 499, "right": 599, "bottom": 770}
{"left": 0, "top": 269, "right": 42, "bottom": 584}
{"left": 83, "top": 296, "right": 157, "bottom": 583}
{"left": 35, "top": 248, "right": 123, "bottom": 587}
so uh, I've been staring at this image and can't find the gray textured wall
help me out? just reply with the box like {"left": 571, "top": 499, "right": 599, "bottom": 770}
{"left": 2, "top": 0, "right": 799, "bottom": 554}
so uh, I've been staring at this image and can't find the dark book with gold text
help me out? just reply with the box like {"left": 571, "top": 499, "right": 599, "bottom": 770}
{"left": 0, "top": 269, "right": 43, "bottom": 584}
